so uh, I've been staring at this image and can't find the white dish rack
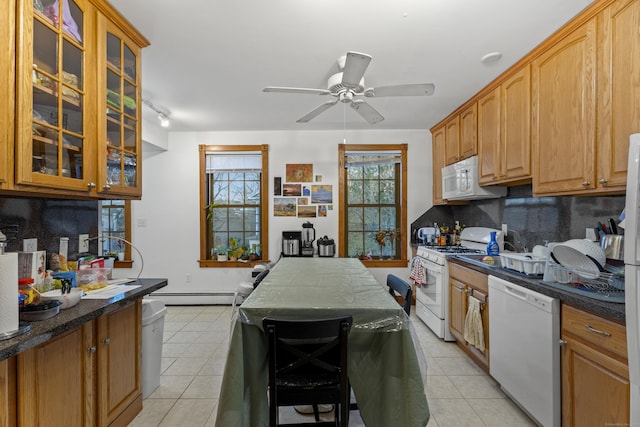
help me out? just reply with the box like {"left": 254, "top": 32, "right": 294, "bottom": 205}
{"left": 500, "top": 253, "right": 546, "bottom": 276}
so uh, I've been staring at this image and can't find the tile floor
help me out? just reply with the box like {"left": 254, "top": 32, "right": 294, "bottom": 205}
{"left": 129, "top": 305, "right": 537, "bottom": 427}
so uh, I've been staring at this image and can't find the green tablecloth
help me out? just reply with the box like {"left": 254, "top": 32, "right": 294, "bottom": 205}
{"left": 215, "top": 258, "right": 430, "bottom": 427}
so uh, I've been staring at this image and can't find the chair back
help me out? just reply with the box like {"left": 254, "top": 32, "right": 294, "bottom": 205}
{"left": 387, "top": 274, "right": 412, "bottom": 315}
{"left": 253, "top": 268, "right": 269, "bottom": 289}
{"left": 263, "top": 316, "right": 352, "bottom": 426}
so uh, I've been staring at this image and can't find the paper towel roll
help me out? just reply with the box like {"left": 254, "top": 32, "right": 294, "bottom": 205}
{"left": 0, "top": 253, "right": 18, "bottom": 334}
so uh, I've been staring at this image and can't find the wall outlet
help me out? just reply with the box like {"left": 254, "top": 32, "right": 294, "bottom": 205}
{"left": 23, "top": 238, "right": 37, "bottom": 252}
{"left": 79, "top": 234, "right": 89, "bottom": 253}
{"left": 185, "top": 273, "right": 191, "bottom": 283}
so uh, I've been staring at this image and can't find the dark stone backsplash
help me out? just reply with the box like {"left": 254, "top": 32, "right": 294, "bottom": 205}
{"left": 411, "top": 185, "right": 626, "bottom": 251}
{"left": 0, "top": 196, "right": 99, "bottom": 260}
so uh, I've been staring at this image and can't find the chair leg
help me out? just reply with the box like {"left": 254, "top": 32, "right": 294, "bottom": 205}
{"left": 312, "top": 404, "right": 320, "bottom": 422}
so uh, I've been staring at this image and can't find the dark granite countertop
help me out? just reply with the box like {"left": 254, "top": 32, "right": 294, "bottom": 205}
{"left": 0, "top": 278, "right": 168, "bottom": 361}
{"left": 448, "top": 257, "right": 626, "bottom": 324}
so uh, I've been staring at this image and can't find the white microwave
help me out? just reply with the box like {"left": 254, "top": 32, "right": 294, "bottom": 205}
{"left": 441, "top": 156, "right": 507, "bottom": 201}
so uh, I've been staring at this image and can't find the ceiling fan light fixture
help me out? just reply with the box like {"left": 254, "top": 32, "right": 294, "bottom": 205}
{"left": 158, "top": 113, "right": 170, "bottom": 127}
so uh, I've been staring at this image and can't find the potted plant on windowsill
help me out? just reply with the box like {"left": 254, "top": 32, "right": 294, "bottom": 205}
{"left": 228, "top": 238, "right": 239, "bottom": 261}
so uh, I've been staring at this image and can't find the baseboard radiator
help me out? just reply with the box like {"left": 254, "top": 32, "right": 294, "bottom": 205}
{"left": 147, "top": 291, "right": 236, "bottom": 305}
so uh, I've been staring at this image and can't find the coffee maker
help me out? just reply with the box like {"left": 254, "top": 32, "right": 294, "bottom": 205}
{"left": 301, "top": 221, "right": 316, "bottom": 257}
{"left": 282, "top": 231, "right": 302, "bottom": 257}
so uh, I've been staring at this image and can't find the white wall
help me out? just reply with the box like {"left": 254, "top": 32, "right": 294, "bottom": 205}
{"left": 125, "top": 129, "right": 433, "bottom": 303}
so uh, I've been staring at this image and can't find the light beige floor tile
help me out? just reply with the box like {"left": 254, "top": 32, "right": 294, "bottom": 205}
{"left": 449, "top": 375, "right": 504, "bottom": 399}
{"left": 161, "top": 342, "right": 190, "bottom": 358}
{"left": 165, "top": 313, "right": 199, "bottom": 323}
{"left": 423, "top": 341, "right": 466, "bottom": 357}
{"left": 184, "top": 342, "right": 217, "bottom": 358}
{"left": 163, "top": 321, "right": 187, "bottom": 333}
{"left": 198, "top": 356, "right": 227, "bottom": 376}
{"left": 163, "top": 356, "right": 208, "bottom": 376}
{"left": 182, "top": 321, "right": 214, "bottom": 332}
{"left": 148, "top": 375, "right": 194, "bottom": 399}
{"left": 425, "top": 357, "right": 446, "bottom": 376}
{"left": 466, "top": 398, "right": 538, "bottom": 427}
{"left": 428, "top": 398, "right": 487, "bottom": 427}
{"left": 182, "top": 375, "right": 223, "bottom": 399}
{"left": 427, "top": 375, "right": 464, "bottom": 398}
{"left": 160, "top": 357, "right": 177, "bottom": 374}
{"left": 164, "top": 330, "right": 203, "bottom": 344}
{"left": 129, "top": 398, "right": 176, "bottom": 426}
{"left": 432, "top": 356, "right": 485, "bottom": 376}
{"left": 159, "top": 398, "right": 217, "bottom": 427}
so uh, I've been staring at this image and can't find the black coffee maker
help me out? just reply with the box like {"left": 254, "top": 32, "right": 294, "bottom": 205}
{"left": 282, "top": 231, "right": 302, "bottom": 257}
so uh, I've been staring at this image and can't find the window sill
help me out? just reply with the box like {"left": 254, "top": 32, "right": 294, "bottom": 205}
{"left": 198, "top": 259, "right": 270, "bottom": 268}
{"left": 113, "top": 260, "right": 133, "bottom": 268}
{"left": 358, "top": 259, "right": 409, "bottom": 268}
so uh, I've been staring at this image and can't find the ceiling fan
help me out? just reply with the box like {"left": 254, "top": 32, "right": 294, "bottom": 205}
{"left": 263, "top": 51, "right": 435, "bottom": 125}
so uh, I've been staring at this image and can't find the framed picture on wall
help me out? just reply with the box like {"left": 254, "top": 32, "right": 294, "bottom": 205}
{"left": 311, "top": 185, "right": 333, "bottom": 204}
{"left": 318, "top": 205, "right": 327, "bottom": 217}
{"left": 274, "top": 198, "right": 296, "bottom": 217}
{"left": 298, "top": 197, "right": 309, "bottom": 205}
{"left": 298, "top": 206, "right": 316, "bottom": 218}
{"left": 286, "top": 164, "right": 313, "bottom": 182}
{"left": 274, "top": 177, "right": 282, "bottom": 195}
{"left": 283, "top": 184, "right": 302, "bottom": 197}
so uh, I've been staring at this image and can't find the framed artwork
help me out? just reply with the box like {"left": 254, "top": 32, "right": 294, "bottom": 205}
{"left": 274, "top": 177, "right": 282, "bottom": 195}
{"left": 297, "top": 206, "right": 316, "bottom": 218}
{"left": 311, "top": 185, "right": 333, "bottom": 204}
{"left": 315, "top": 175, "right": 322, "bottom": 182}
{"left": 283, "top": 183, "right": 302, "bottom": 197}
{"left": 297, "top": 197, "right": 309, "bottom": 205}
{"left": 286, "top": 164, "right": 313, "bottom": 182}
{"left": 318, "top": 205, "right": 327, "bottom": 217}
{"left": 274, "top": 198, "right": 296, "bottom": 217}
{"left": 303, "top": 186, "right": 310, "bottom": 196}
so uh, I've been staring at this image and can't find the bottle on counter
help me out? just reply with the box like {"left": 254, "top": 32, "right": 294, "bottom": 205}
{"left": 487, "top": 231, "right": 500, "bottom": 256}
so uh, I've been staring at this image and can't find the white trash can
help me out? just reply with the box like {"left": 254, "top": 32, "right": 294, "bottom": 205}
{"left": 141, "top": 299, "right": 167, "bottom": 398}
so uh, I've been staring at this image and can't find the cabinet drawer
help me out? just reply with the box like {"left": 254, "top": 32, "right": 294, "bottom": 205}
{"left": 562, "top": 304, "right": 627, "bottom": 360}
{"left": 449, "top": 263, "right": 488, "bottom": 293}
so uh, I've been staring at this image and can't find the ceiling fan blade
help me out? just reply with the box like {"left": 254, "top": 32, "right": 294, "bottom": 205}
{"left": 263, "top": 86, "right": 331, "bottom": 96}
{"left": 296, "top": 99, "right": 339, "bottom": 123}
{"left": 365, "top": 83, "right": 436, "bottom": 97}
{"left": 350, "top": 100, "right": 384, "bottom": 125}
{"left": 341, "top": 52, "right": 372, "bottom": 88}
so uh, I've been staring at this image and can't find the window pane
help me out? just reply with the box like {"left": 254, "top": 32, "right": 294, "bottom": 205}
{"left": 380, "top": 180, "right": 396, "bottom": 204}
{"left": 245, "top": 181, "right": 260, "bottom": 205}
{"left": 379, "top": 164, "right": 395, "bottom": 179}
{"left": 348, "top": 166, "right": 363, "bottom": 179}
{"left": 348, "top": 231, "right": 363, "bottom": 257}
{"left": 363, "top": 165, "right": 379, "bottom": 179}
{"left": 229, "top": 181, "right": 244, "bottom": 204}
{"left": 347, "top": 207, "right": 363, "bottom": 231}
{"left": 213, "top": 178, "right": 229, "bottom": 204}
{"left": 381, "top": 207, "right": 396, "bottom": 230}
{"left": 364, "top": 181, "right": 379, "bottom": 204}
{"left": 348, "top": 180, "right": 363, "bottom": 204}
{"left": 363, "top": 208, "right": 380, "bottom": 231}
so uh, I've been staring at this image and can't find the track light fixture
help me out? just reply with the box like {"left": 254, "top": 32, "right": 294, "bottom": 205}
{"left": 142, "top": 98, "right": 171, "bottom": 128}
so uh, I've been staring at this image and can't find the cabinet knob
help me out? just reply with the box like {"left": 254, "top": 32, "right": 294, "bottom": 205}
{"left": 88, "top": 345, "right": 97, "bottom": 353}
{"left": 87, "top": 182, "right": 96, "bottom": 190}
{"left": 582, "top": 181, "right": 591, "bottom": 187}
{"left": 559, "top": 339, "right": 567, "bottom": 347}
{"left": 103, "top": 338, "right": 111, "bottom": 345}
{"left": 598, "top": 178, "right": 608, "bottom": 185}
{"left": 102, "top": 184, "right": 112, "bottom": 191}
{"left": 465, "top": 288, "right": 472, "bottom": 294}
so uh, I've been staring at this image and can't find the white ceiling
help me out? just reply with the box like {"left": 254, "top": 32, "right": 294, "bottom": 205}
{"left": 109, "top": 0, "right": 594, "bottom": 132}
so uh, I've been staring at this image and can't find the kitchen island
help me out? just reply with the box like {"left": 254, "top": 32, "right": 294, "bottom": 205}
{"left": 0, "top": 278, "right": 167, "bottom": 427}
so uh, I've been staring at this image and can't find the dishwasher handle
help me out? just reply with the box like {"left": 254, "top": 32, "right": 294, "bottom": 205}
{"left": 503, "top": 283, "right": 528, "bottom": 301}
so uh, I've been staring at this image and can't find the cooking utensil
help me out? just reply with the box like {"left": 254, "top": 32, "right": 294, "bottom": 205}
{"left": 608, "top": 218, "right": 619, "bottom": 235}
{"left": 561, "top": 239, "right": 607, "bottom": 269}
{"left": 600, "top": 234, "right": 624, "bottom": 260}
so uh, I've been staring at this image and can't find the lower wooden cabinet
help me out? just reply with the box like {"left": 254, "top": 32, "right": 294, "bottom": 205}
{"left": 561, "top": 304, "right": 629, "bottom": 425}
{"left": 449, "top": 263, "right": 490, "bottom": 372}
{"left": 16, "top": 300, "right": 142, "bottom": 427}
{"left": 0, "top": 357, "right": 16, "bottom": 427}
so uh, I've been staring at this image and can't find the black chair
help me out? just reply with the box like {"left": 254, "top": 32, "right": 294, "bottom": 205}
{"left": 263, "top": 316, "right": 353, "bottom": 427}
{"left": 387, "top": 274, "right": 412, "bottom": 315}
{"left": 252, "top": 268, "right": 270, "bottom": 288}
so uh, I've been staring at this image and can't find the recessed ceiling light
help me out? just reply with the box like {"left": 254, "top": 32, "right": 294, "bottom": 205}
{"left": 481, "top": 52, "right": 502, "bottom": 64}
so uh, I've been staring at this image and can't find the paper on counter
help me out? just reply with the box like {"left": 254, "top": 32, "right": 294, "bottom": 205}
{"left": 82, "top": 284, "right": 141, "bottom": 299}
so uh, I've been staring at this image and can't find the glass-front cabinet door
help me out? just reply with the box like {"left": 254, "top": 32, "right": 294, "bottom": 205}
{"left": 97, "top": 21, "right": 142, "bottom": 198}
{"left": 0, "top": 0, "right": 16, "bottom": 189}
{"left": 16, "top": 0, "right": 95, "bottom": 192}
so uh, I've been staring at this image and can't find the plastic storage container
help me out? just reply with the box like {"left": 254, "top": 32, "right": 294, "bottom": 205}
{"left": 499, "top": 253, "right": 546, "bottom": 275}
{"left": 141, "top": 299, "right": 167, "bottom": 398}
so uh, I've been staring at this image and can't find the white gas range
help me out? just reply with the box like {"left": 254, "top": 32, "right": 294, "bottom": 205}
{"left": 412, "top": 227, "right": 503, "bottom": 341}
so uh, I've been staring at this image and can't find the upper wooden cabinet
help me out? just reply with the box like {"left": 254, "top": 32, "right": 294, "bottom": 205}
{"left": 12, "top": 0, "right": 147, "bottom": 199}
{"left": 96, "top": 17, "right": 143, "bottom": 198}
{"left": 532, "top": 18, "right": 598, "bottom": 195}
{"left": 0, "top": 0, "right": 15, "bottom": 190}
{"left": 479, "top": 66, "right": 531, "bottom": 185}
{"left": 444, "top": 116, "right": 460, "bottom": 165}
{"left": 16, "top": 0, "right": 96, "bottom": 193}
{"left": 459, "top": 103, "right": 478, "bottom": 160}
{"left": 432, "top": 125, "right": 447, "bottom": 205}
{"left": 596, "top": 0, "right": 640, "bottom": 191}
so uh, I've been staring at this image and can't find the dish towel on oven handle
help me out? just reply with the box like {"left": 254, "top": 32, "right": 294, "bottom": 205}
{"left": 409, "top": 257, "right": 426, "bottom": 285}
{"left": 464, "top": 296, "right": 485, "bottom": 351}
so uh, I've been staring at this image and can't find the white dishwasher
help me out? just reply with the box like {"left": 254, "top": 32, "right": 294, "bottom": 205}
{"left": 488, "top": 275, "right": 560, "bottom": 427}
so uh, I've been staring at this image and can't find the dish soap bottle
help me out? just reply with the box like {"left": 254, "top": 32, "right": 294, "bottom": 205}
{"left": 486, "top": 231, "right": 500, "bottom": 256}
